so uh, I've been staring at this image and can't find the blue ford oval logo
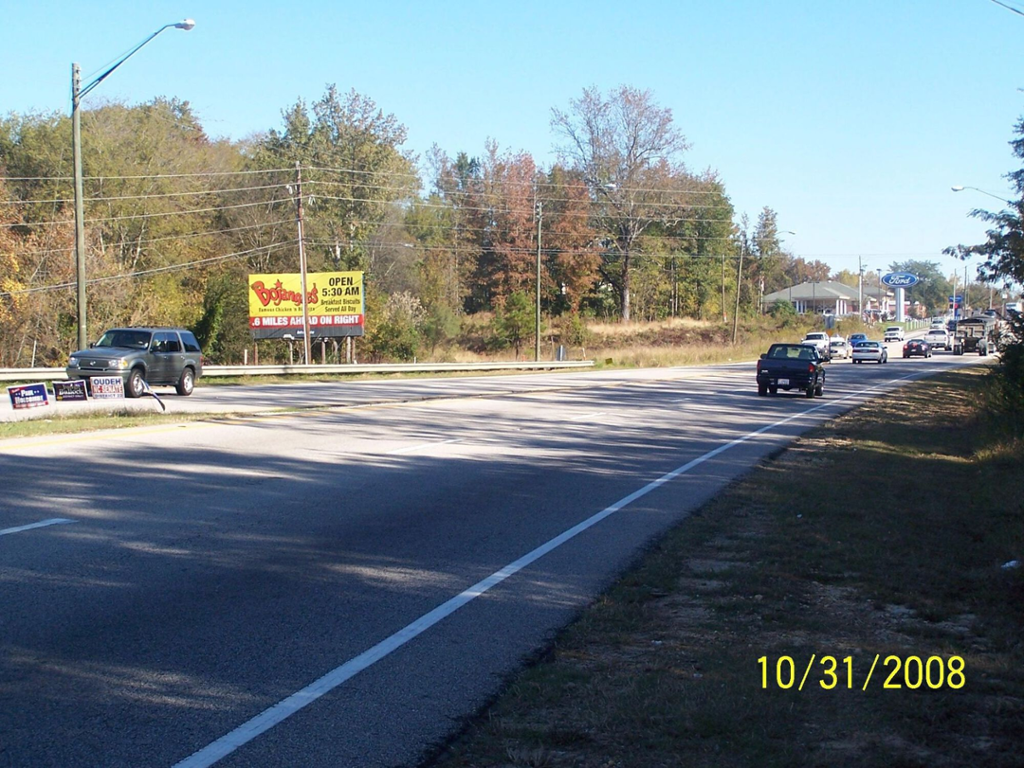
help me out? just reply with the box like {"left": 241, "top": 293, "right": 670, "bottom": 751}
{"left": 882, "top": 272, "right": 919, "bottom": 288}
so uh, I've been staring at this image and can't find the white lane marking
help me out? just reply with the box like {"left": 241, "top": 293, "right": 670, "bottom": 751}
{"left": 0, "top": 518, "right": 76, "bottom": 537}
{"left": 566, "top": 411, "right": 607, "bottom": 421}
{"left": 172, "top": 372, "right": 922, "bottom": 768}
{"left": 386, "top": 438, "right": 460, "bottom": 455}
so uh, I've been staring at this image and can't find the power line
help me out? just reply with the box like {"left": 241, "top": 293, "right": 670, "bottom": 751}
{"left": 990, "top": 0, "right": 1024, "bottom": 17}
{"left": 0, "top": 240, "right": 297, "bottom": 299}
{"left": 6, "top": 218, "right": 296, "bottom": 258}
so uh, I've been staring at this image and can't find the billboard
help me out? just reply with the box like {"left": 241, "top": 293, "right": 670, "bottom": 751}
{"left": 248, "top": 271, "right": 365, "bottom": 340}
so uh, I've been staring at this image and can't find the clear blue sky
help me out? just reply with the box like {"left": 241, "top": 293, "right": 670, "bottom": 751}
{"left": 3, "top": 0, "right": 1022, "bottom": 286}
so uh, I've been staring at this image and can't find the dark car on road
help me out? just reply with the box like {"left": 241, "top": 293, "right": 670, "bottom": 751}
{"left": 756, "top": 343, "right": 826, "bottom": 398}
{"left": 902, "top": 338, "right": 932, "bottom": 358}
{"left": 66, "top": 327, "right": 203, "bottom": 397}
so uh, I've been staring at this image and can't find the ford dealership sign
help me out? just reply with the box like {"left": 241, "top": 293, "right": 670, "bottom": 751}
{"left": 881, "top": 272, "right": 919, "bottom": 288}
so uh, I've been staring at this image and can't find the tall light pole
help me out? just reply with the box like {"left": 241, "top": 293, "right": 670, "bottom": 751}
{"left": 72, "top": 19, "right": 195, "bottom": 351}
{"left": 535, "top": 201, "right": 543, "bottom": 362}
{"left": 876, "top": 268, "right": 883, "bottom": 320}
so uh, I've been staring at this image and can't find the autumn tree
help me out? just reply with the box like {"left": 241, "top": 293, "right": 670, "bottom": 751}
{"left": 537, "top": 166, "right": 601, "bottom": 315}
{"left": 470, "top": 143, "right": 540, "bottom": 306}
{"left": 0, "top": 100, "right": 235, "bottom": 356}
{"left": 413, "top": 148, "right": 483, "bottom": 314}
{"left": 551, "top": 85, "right": 694, "bottom": 321}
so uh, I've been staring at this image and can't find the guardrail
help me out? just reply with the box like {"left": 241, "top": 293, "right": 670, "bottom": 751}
{"left": 0, "top": 359, "right": 595, "bottom": 383}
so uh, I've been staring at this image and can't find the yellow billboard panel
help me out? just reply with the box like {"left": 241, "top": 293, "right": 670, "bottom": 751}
{"left": 248, "top": 272, "right": 364, "bottom": 334}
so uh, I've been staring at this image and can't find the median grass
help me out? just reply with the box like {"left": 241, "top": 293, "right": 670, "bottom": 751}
{"left": 426, "top": 366, "right": 1024, "bottom": 768}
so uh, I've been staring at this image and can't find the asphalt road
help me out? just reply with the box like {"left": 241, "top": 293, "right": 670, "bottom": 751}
{"left": 0, "top": 351, "right": 986, "bottom": 767}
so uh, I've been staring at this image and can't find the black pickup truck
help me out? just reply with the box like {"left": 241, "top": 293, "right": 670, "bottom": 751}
{"left": 756, "top": 343, "right": 826, "bottom": 398}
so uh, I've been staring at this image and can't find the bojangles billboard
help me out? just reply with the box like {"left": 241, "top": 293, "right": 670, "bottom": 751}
{"left": 248, "top": 271, "right": 365, "bottom": 339}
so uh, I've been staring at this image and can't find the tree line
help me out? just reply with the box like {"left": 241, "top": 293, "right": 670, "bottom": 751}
{"left": 0, "top": 84, "right": 980, "bottom": 367}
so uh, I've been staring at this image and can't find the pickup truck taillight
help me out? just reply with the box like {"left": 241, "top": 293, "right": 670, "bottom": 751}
{"left": 756, "top": 359, "right": 762, "bottom": 373}
{"left": 808, "top": 363, "right": 816, "bottom": 373}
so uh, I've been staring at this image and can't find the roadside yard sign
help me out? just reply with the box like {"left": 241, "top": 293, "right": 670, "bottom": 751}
{"left": 88, "top": 376, "right": 125, "bottom": 399}
{"left": 53, "top": 380, "right": 88, "bottom": 401}
{"left": 7, "top": 382, "right": 50, "bottom": 410}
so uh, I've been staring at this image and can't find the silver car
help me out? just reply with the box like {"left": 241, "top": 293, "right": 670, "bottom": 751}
{"left": 829, "top": 338, "right": 850, "bottom": 359}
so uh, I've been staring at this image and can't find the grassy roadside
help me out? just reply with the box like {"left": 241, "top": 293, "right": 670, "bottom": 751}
{"left": 426, "top": 366, "right": 1024, "bottom": 768}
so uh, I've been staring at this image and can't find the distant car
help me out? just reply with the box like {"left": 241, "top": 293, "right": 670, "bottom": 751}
{"left": 924, "top": 328, "right": 951, "bottom": 351}
{"left": 66, "top": 326, "right": 203, "bottom": 397}
{"left": 848, "top": 333, "right": 868, "bottom": 348}
{"left": 883, "top": 326, "right": 905, "bottom": 342}
{"left": 852, "top": 340, "right": 888, "bottom": 364}
{"left": 902, "top": 339, "right": 932, "bottom": 358}
{"left": 829, "top": 338, "right": 850, "bottom": 359}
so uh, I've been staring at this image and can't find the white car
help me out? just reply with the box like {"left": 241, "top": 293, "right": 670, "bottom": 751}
{"left": 852, "top": 340, "right": 888, "bottom": 364}
{"left": 924, "top": 328, "right": 951, "bottom": 351}
{"left": 829, "top": 338, "right": 850, "bottom": 359}
{"left": 883, "top": 326, "right": 905, "bottom": 342}
{"left": 802, "top": 331, "right": 832, "bottom": 360}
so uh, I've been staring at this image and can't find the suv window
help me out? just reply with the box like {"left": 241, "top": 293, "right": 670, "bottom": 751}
{"left": 151, "top": 331, "right": 176, "bottom": 353}
{"left": 97, "top": 329, "right": 151, "bottom": 349}
{"left": 180, "top": 331, "right": 201, "bottom": 353}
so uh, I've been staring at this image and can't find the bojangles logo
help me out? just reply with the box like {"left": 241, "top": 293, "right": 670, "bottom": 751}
{"left": 250, "top": 280, "right": 319, "bottom": 307}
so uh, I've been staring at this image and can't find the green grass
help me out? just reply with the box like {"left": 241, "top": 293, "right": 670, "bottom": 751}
{"left": 0, "top": 411, "right": 208, "bottom": 439}
{"left": 427, "top": 367, "right": 1024, "bottom": 768}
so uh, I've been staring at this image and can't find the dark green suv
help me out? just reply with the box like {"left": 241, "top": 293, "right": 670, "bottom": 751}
{"left": 66, "top": 327, "right": 203, "bottom": 397}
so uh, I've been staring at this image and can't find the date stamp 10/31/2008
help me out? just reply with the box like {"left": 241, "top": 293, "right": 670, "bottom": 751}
{"left": 758, "top": 655, "right": 965, "bottom": 691}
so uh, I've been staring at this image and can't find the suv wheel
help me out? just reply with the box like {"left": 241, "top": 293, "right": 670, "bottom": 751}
{"left": 176, "top": 367, "right": 195, "bottom": 396}
{"left": 127, "top": 368, "right": 146, "bottom": 398}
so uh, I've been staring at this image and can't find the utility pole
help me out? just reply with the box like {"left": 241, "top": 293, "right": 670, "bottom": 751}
{"left": 535, "top": 201, "right": 543, "bottom": 362}
{"left": 295, "top": 162, "right": 311, "bottom": 365}
{"left": 732, "top": 238, "right": 744, "bottom": 344}
{"left": 964, "top": 266, "right": 969, "bottom": 314}
{"left": 722, "top": 254, "right": 727, "bottom": 323}
{"left": 858, "top": 256, "right": 864, "bottom": 322}
{"left": 72, "top": 63, "right": 87, "bottom": 351}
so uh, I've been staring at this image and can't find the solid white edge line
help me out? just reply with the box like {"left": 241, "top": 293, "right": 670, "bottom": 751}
{"left": 567, "top": 411, "right": 607, "bottom": 421}
{"left": 0, "top": 518, "right": 76, "bottom": 537}
{"left": 387, "top": 438, "right": 461, "bottom": 455}
{"left": 172, "top": 370, "right": 925, "bottom": 768}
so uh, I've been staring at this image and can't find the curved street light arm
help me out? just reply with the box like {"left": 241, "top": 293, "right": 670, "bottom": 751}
{"left": 951, "top": 185, "right": 1013, "bottom": 206}
{"left": 79, "top": 20, "right": 195, "bottom": 100}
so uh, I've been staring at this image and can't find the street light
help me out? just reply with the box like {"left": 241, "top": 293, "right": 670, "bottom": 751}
{"left": 951, "top": 185, "right": 1014, "bottom": 205}
{"left": 72, "top": 19, "right": 195, "bottom": 351}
